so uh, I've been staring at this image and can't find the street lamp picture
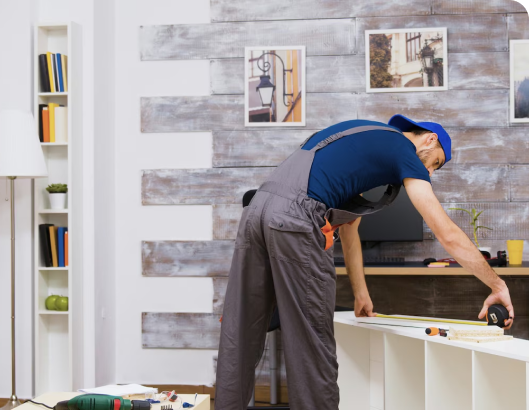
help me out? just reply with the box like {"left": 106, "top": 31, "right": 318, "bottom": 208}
{"left": 245, "top": 46, "right": 306, "bottom": 126}
{"left": 366, "top": 27, "right": 447, "bottom": 93}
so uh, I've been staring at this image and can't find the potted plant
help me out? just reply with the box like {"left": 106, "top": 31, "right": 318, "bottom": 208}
{"left": 449, "top": 207, "right": 493, "bottom": 256}
{"left": 46, "top": 183, "right": 67, "bottom": 209}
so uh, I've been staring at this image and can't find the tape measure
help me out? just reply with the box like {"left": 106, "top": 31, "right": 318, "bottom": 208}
{"left": 376, "top": 304, "right": 510, "bottom": 328}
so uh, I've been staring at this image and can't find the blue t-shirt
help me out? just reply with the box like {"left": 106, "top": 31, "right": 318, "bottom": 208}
{"left": 302, "top": 119, "right": 431, "bottom": 209}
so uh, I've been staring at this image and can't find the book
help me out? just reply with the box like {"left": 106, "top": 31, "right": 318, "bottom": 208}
{"left": 56, "top": 53, "right": 64, "bottom": 92}
{"left": 58, "top": 227, "right": 66, "bottom": 267}
{"left": 42, "top": 108, "right": 50, "bottom": 143}
{"left": 65, "top": 230, "right": 69, "bottom": 266}
{"left": 62, "top": 55, "right": 68, "bottom": 92}
{"left": 46, "top": 52, "right": 55, "bottom": 93}
{"left": 51, "top": 54, "right": 59, "bottom": 93}
{"left": 39, "top": 223, "right": 54, "bottom": 267}
{"left": 49, "top": 226, "right": 58, "bottom": 267}
{"left": 48, "top": 103, "right": 58, "bottom": 142}
{"left": 38, "top": 104, "right": 47, "bottom": 142}
{"left": 38, "top": 54, "right": 51, "bottom": 92}
{"left": 54, "top": 107, "right": 68, "bottom": 143}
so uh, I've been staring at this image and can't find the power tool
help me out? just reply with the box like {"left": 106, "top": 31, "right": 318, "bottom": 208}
{"left": 30, "top": 394, "right": 152, "bottom": 410}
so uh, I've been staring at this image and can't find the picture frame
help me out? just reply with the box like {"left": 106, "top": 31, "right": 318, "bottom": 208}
{"left": 244, "top": 46, "right": 306, "bottom": 127}
{"left": 510, "top": 39, "right": 529, "bottom": 123}
{"left": 365, "top": 27, "right": 448, "bottom": 93}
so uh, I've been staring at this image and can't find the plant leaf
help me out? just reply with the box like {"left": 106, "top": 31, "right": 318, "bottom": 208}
{"left": 448, "top": 208, "right": 472, "bottom": 216}
{"left": 476, "top": 226, "right": 493, "bottom": 231}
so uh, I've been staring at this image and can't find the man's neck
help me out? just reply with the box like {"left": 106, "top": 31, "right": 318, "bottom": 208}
{"left": 402, "top": 131, "right": 420, "bottom": 150}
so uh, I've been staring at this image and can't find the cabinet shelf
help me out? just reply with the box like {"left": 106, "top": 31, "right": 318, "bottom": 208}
{"left": 39, "top": 311, "right": 69, "bottom": 315}
{"left": 39, "top": 209, "right": 69, "bottom": 214}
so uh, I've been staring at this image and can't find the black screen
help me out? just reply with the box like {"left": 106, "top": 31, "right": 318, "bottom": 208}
{"left": 357, "top": 185, "right": 423, "bottom": 242}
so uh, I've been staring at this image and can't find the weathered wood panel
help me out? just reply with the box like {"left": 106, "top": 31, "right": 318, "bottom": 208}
{"left": 433, "top": 203, "right": 529, "bottom": 240}
{"left": 450, "top": 127, "right": 529, "bottom": 164}
{"left": 448, "top": 52, "right": 509, "bottom": 89}
{"left": 357, "top": 15, "right": 508, "bottom": 54}
{"left": 431, "top": 165, "right": 509, "bottom": 202}
{"left": 213, "top": 204, "right": 243, "bottom": 240}
{"left": 142, "top": 241, "right": 234, "bottom": 277}
{"left": 212, "top": 130, "right": 315, "bottom": 168}
{"left": 142, "top": 313, "right": 222, "bottom": 348}
{"left": 139, "top": 20, "right": 355, "bottom": 61}
{"left": 142, "top": 91, "right": 508, "bottom": 133}
{"left": 507, "top": 13, "right": 529, "bottom": 39}
{"left": 211, "top": 0, "right": 431, "bottom": 22}
{"left": 213, "top": 277, "right": 228, "bottom": 314}
{"left": 141, "top": 94, "right": 359, "bottom": 132}
{"left": 210, "top": 55, "right": 365, "bottom": 95}
{"left": 510, "top": 165, "right": 529, "bottom": 201}
{"left": 432, "top": 0, "right": 526, "bottom": 14}
{"left": 142, "top": 168, "right": 272, "bottom": 205}
{"left": 358, "top": 90, "right": 509, "bottom": 128}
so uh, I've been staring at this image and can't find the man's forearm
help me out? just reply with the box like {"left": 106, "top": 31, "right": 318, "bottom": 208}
{"left": 440, "top": 227, "right": 506, "bottom": 291}
{"left": 341, "top": 222, "right": 367, "bottom": 295}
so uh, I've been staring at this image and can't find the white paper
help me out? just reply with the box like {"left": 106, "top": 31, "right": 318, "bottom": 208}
{"left": 78, "top": 384, "right": 157, "bottom": 396}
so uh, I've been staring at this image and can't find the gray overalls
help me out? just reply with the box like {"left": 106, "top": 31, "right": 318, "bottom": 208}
{"left": 215, "top": 125, "right": 403, "bottom": 409}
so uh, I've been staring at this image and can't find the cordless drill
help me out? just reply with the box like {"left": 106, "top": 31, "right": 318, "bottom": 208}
{"left": 54, "top": 395, "right": 152, "bottom": 410}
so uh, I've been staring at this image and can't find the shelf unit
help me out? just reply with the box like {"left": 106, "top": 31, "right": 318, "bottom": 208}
{"left": 33, "top": 22, "right": 81, "bottom": 395}
{"left": 335, "top": 312, "right": 529, "bottom": 410}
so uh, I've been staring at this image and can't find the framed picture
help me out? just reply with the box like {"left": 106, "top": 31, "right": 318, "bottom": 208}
{"left": 510, "top": 39, "right": 529, "bottom": 123}
{"left": 244, "top": 46, "right": 306, "bottom": 127}
{"left": 365, "top": 27, "right": 448, "bottom": 93}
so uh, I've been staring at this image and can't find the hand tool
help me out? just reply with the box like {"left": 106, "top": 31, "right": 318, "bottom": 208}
{"left": 375, "top": 304, "right": 511, "bottom": 328}
{"left": 29, "top": 394, "right": 152, "bottom": 410}
{"left": 425, "top": 327, "right": 447, "bottom": 337}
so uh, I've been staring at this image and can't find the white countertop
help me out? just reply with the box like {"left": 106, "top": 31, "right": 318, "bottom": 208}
{"left": 334, "top": 311, "right": 529, "bottom": 363}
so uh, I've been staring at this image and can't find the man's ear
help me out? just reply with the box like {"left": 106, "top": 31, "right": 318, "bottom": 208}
{"left": 426, "top": 132, "right": 439, "bottom": 147}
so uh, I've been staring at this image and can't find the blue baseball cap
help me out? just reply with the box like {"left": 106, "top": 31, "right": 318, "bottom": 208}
{"left": 388, "top": 114, "right": 452, "bottom": 168}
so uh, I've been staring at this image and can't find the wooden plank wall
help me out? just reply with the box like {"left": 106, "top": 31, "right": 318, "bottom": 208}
{"left": 139, "top": 0, "right": 529, "bottom": 393}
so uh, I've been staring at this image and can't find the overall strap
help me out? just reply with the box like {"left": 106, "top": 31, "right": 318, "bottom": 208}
{"left": 309, "top": 125, "right": 403, "bottom": 153}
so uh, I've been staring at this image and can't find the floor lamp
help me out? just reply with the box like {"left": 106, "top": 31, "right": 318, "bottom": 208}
{"left": 0, "top": 110, "right": 48, "bottom": 409}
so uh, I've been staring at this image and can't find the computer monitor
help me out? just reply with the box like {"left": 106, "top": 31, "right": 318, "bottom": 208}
{"left": 358, "top": 185, "right": 423, "bottom": 242}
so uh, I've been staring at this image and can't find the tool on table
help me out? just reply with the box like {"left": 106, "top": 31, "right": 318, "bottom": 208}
{"left": 375, "top": 304, "right": 511, "bottom": 328}
{"left": 425, "top": 327, "right": 448, "bottom": 337}
{"left": 29, "top": 395, "right": 152, "bottom": 410}
{"left": 423, "top": 251, "right": 507, "bottom": 267}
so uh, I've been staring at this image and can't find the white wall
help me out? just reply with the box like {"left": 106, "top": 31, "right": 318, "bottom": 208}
{"left": 114, "top": 0, "right": 217, "bottom": 385}
{"left": 0, "top": 0, "right": 38, "bottom": 399}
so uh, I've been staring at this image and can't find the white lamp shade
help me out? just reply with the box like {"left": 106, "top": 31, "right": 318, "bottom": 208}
{"left": 0, "top": 109, "right": 48, "bottom": 178}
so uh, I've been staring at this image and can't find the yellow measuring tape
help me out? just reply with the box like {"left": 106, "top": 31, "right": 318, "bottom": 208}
{"left": 375, "top": 314, "right": 488, "bottom": 326}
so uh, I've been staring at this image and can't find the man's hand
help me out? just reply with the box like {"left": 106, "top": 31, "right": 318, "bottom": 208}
{"left": 478, "top": 281, "right": 515, "bottom": 329}
{"left": 354, "top": 290, "right": 376, "bottom": 317}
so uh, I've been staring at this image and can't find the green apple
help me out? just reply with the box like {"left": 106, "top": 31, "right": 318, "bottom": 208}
{"left": 55, "top": 296, "right": 69, "bottom": 312}
{"left": 45, "top": 295, "right": 59, "bottom": 310}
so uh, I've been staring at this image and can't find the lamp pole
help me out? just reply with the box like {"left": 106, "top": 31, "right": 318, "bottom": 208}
{"left": 255, "top": 52, "right": 293, "bottom": 107}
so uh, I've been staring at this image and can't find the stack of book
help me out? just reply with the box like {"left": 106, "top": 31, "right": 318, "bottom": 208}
{"left": 38, "top": 52, "right": 68, "bottom": 93}
{"left": 38, "top": 104, "right": 68, "bottom": 143}
{"left": 39, "top": 224, "right": 69, "bottom": 268}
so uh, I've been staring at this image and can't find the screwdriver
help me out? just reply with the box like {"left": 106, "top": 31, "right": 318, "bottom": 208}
{"left": 425, "top": 327, "right": 448, "bottom": 337}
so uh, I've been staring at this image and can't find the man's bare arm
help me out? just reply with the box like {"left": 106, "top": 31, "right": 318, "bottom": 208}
{"left": 404, "top": 178, "right": 514, "bottom": 328}
{"left": 340, "top": 218, "right": 375, "bottom": 317}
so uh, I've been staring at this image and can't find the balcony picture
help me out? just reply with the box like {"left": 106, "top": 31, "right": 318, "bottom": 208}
{"left": 366, "top": 27, "right": 448, "bottom": 93}
{"left": 510, "top": 40, "right": 529, "bottom": 123}
{"left": 245, "top": 46, "right": 306, "bottom": 126}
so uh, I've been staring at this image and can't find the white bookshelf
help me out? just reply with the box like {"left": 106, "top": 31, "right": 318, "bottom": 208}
{"left": 335, "top": 312, "right": 529, "bottom": 410}
{"left": 33, "top": 22, "right": 81, "bottom": 394}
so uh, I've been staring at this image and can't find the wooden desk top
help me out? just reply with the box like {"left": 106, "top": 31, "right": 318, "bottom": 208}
{"left": 336, "top": 263, "right": 529, "bottom": 276}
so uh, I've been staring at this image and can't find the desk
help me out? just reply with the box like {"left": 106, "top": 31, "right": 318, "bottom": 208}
{"left": 336, "top": 263, "right": 529, "bottom": 276}
{"left": 20, "top": 393, "right": 210, "bottom": 410}
{"left": 334, "top": 311, "right": 529, "bottom": 410}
